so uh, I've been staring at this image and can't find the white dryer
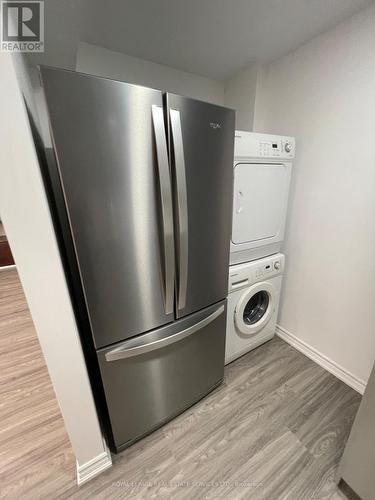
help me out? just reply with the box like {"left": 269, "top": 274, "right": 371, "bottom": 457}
{"left": 225, "top": 254, "right": 284, "bottom": 365}
{"left": 230, "top": 132, "right": 295, "bottom": 265}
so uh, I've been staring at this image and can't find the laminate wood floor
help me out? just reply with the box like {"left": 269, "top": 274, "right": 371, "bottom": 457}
{"left": 0, "top": 268, "right": 361, "bottom": 500}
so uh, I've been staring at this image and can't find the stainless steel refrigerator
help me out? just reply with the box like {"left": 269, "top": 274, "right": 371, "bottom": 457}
{"left": 37, "top": 66, "right": 235, "bottom": 452}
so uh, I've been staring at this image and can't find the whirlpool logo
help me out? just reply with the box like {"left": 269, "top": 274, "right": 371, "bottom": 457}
{"left": 210, "top": 122, "right": 222, "bottom": 130}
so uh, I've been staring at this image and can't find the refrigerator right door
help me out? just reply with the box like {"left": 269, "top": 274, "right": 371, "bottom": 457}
{"left": 167, "top": 94, "right": 235, "bottom": 318}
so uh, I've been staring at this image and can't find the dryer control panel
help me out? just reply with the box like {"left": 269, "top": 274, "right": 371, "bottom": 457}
{"left": 234, "top": 131, "right": 295, "bottom": 160}
{"left": 260, "top": 139, "right": 281, "bottom": 157}
{"left": 259, "top": 138, "right": 293, "bottom": 158}
{"left": 228, "top": 254, "right": 285, "bottom": 292}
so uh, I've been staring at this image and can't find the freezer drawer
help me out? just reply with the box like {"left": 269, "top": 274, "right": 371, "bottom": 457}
{"left": 97, "top": 300, "right": 227, "bottom": 452}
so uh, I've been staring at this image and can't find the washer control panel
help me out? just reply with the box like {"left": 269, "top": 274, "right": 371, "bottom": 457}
{"left": 229, "top": 254, "right": 285, "bottom": 292}
{"left": 255, "top": 257, "right": 283, "bottom": 278}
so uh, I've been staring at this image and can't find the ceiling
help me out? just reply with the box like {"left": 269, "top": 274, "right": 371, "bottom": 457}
{"left": 78, "top": 0, "right": 373, "bottom": 80}
{"left": 28, "top": 0, "right": 373, "bottom": 80}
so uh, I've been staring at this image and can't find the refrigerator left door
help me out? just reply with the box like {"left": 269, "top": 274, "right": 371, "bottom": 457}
{"left": 40, "top": 67, "right": 175, "bottom": 349}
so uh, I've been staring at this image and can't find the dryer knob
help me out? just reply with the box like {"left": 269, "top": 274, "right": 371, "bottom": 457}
{"left": 285, "top": 141, "right": 292, "bottom": 153}
{"left": 274, "top": 261, "right": 281, "bottom": 270}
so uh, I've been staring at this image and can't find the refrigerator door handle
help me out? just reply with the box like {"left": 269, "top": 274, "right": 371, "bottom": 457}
{"left": 170, "top": 108, "right": 188, "bottom": 311}
{"left": 105, "top": 304, "right": 225, "bottom": 361}
{"left": 152, "top": 105, "right": 175, "bottom": 315}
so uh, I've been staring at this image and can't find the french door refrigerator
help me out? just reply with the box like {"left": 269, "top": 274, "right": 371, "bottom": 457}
{"left": 38, "top": 66, "right": 235, "bottom": 453}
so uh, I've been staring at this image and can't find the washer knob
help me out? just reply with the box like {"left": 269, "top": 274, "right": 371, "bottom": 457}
{"left": 274, "top": 261, "right": 281, "bottom": 270}
{"left": 285, "top": 141, "right": 292, "bottom": 153}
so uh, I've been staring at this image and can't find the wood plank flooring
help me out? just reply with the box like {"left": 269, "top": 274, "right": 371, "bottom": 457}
{"left": 0, "top": 268, "right": 75, "bottom": 498}
{"left": 0, "top": 268, "right": 361, "bottom": 499}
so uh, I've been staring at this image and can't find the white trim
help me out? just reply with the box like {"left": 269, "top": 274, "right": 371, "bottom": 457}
{"left": 276, "top": 325, "right": 366, "bottom": 395}
{"left": 76, "top": 442, "right": 112, "bottom": 485}
{"left": 0, "top": 264, "right": 16, "bottom": 271}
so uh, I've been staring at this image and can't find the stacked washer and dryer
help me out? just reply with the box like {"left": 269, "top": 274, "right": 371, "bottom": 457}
{"left": 225, "top": 132, "right": 295, "bottom": 364}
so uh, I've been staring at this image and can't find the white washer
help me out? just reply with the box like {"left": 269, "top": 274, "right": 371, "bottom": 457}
{"left": 231, "top": 132, "right": 295, "bottom": 265}
{"left": 225, "top": 254, "right": 284, "bottom": 365}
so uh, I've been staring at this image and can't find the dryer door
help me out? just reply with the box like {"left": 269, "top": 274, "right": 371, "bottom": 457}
{"left": 235, "top": 282, "right": 276, "bottom": 335}
{"left": 232, "top": 162, "right": 291, "bottom": 247}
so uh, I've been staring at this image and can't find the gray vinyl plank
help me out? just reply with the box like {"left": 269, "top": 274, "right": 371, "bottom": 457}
{"left": 0, "top": 268, "right": 361, "bottom": 500}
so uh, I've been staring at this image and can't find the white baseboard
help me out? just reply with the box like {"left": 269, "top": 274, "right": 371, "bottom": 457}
{"left": 76, "top": 443, "right": 112, "bottom": 485}
{"left": 275, "top": 325, "right": 366, "bottom": 395}
{"left": 0, "top": 264, "right": 16, "bottom": 272}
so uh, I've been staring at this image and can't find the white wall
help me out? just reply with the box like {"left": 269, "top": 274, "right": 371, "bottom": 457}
{"left": 26, "top": 0, "right": 79, "bottom": 71}
{"left": 254, "top": 3, "right": 375, "bottom": 386}
{"left": 76, "top": 42, "right": 224, "bottom": 105}
{"left": 224, "top": 65, "right": 258, "bottom": 131}
{"left": 0, "top": 53, "right": 111, "bottom": 483}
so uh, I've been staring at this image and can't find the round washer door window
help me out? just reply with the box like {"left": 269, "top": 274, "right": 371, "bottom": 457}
{"left": 235, "top": 282, "right": 276, "bottom": 335}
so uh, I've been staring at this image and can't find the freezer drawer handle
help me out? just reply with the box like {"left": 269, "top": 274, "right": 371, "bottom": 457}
{"left": 170, "top": 108, "right": 188, "bottom": 311}
{"left": 105, "top": 304, "right": 225, "bottom": 362}
{"left": 152, "top": 105, "right": 175, "bottom": 315}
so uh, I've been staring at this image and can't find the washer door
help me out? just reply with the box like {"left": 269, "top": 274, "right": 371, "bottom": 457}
{"left": 235, "top": 282, "right": 276, "bottom": 335}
